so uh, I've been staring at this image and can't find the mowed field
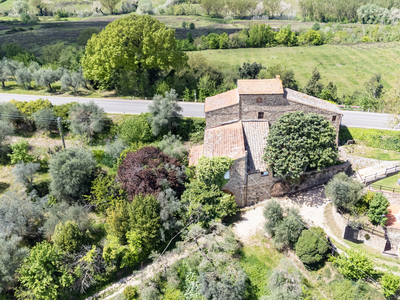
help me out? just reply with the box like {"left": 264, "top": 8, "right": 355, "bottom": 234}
{"left": 196, "top": 42, "right": 400, "bottom": 95}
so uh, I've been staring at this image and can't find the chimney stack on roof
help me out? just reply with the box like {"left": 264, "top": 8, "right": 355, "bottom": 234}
{"left": 276, "top": 75, "right": 281, "bottom": 80}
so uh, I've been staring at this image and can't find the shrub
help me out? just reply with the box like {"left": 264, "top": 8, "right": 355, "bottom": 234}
{"left": 8, "top": 140, "right": 33, "bottom": 164}
{"left": 12, "top": 161, "right": 40, "bottom": 190}
{"left": 295, "top": 227, "right": 329, "bottom": 269}
{"left": 0, "top": 102, "right": 22, "bottom": 126}
{"left": 331, "top": 249, "right": 374, "bottom": 280}
{"left": 273, "top": 208, "right": 305, "bottom": 250}
{"left": 123, "top": 286, "right": 138, "bottom": 299}
{"left": 52, "top": 220, "right": 84, "bottom": 253}
{"left": 264, "top": 112, "right": 338, "bottom": 180}
{"left": 33, "top": 108, "right": 56, "bottom": 132}
{"left": 77, "top": 27, "right": 101, "bottom": 47}
{"left": 158, "top": 133, "right": 187, "bottom": 161}
{"left": 189, "top": 22, "right": 195, "bottom": 29}
{"left": 182, "top": 21, "right": 187, "bottom": 28}
{"left": 263, "top": 199, "right": 284, "bottom": 237}
{"left": 299, "top": 30, "right": 322, "bottom": 45}
{"left": 104, "top": 138, "right": 126, "bottom": 166}
{"left": 196, "top": 156, "right": 234, "bottom": 189}
{"left": 49, "top": 148, "right": 97, "bottom": 202}
{"left": 10, "top": 99, "right": 52, "bottom": 118}
{"left": 325, "top": 172, "right": 364, "bottom": 210}
{"left": 367, "top": 193, "right": 389, "bottom": 226}
{"left": 117, "top": 146, "right": 186, "bottom": 200}
{"left": 175, "top": 118, "right": 206, "bottom": 143}
{"left": 381, "top": 272, "right": 400, "bottom": 298}
{"left": 69, "top": 101, "right": 106, "bottom": 138}
{"left": 0, "top": 120, "right": 14, "bottom": 149}
{"left": 311, "top": 22, "right": 321, "bottom": 31}
{"left": 119, "top": 113, "right": 153, "bottom": 145}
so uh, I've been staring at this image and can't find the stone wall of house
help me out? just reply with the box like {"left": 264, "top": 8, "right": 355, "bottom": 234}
{"left": 205, "top": 104, "right": 239, "bottom": 129}
{"left": 245, "top": 172, "right": 278, "bottom": 206}
{"left": 358, "top": 229, "right": 387, "bottom": 252}
{"left": 222, "top": 156, "right": 248, "bottom": 207}
{"left": 270, "top": 161, "right": 352, "bottom": 197}
{"left": 386, "top": 227, "right": 400, "bottom": 253}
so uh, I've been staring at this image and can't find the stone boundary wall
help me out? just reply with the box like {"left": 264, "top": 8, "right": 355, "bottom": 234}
{"left": 386, "top": 227, "right": 400, "bottom": 253}
{"left": 271, "top": 161, "right": 352, "bottom": 197}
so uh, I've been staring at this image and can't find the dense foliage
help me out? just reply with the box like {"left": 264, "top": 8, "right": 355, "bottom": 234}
{"left": 264, "top": 111, "right": 338, "bottom": 180}
{"left": 196, "top": 156, "right": 234, "bottom": 189}
{"left": 331, "top": 249, "right": 374, "bottom": 280}
{"left": 295, "top": 227, "right": 330, "bottom": 269}
{"left": 367, "top": 193, "right": 390, "bottom": 226}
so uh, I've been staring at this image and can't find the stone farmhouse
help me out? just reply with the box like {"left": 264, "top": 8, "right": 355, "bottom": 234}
{"left": 189, "top": 77, "right": 351, "bottom": 207}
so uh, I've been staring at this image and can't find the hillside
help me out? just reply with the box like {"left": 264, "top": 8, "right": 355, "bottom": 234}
{"left": 195, "top": 42, "right": 400, "bottom": 96}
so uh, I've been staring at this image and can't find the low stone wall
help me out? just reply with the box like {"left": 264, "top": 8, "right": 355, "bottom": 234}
{"left": 358, "top": 229, "right": 387, "bottom": 252}
{"left": 271, "top": 161, "right": 352, "bottom": 197}
{"left": 386, "top": 227, "right": 400, "bottom": 253}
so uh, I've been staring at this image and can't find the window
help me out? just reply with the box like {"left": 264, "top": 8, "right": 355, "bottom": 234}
{"left": 261, "top": 171, "right": 269, "bottom": 176}
{"left": 258, "top": 112, "right": 264, "bottom": 119}
{"left": 256, "top": 97, "right": 263, "bottom": 103}
{"left": 332, "top": 116, "right": 337, "bottom": 121}
{"left": 224, "top": 170, "right": 230, "bottom": 180}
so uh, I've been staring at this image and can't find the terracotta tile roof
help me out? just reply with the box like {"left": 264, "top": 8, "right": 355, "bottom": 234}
{"left": 237, "top": 79, "right": 283, "bottom": 95}
{"left": 188, "top": 144, "right": 204, "bottom": 166}
{"left": 204, "top": 89, "right": 239, "bottom": 112}
{"left": 285, "top": 88, "right": 341, "bottom": 114}
{"left": 243, "top": 121, "right": 269, "bottom": 173}
{"left": 203, "top": 121, "right": 246, "bottom": 160}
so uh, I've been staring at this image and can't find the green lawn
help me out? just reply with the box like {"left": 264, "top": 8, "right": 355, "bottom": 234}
{"left": 195, "top": 42, "right": 400, "bottom": 96}
{"left": 343, "top": 145, "right": 400, "bottom": 161}
{"left": 373, "top": 172, "right": 400, "bottom": 190}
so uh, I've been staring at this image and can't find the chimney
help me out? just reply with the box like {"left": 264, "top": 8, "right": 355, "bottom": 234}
{"left": 276, "top": 75, "right": 281, "bottom": 80}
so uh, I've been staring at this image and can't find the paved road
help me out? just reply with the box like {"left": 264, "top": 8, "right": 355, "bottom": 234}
{"left": 0, "top": 93, "right": 397, "bottom": 130}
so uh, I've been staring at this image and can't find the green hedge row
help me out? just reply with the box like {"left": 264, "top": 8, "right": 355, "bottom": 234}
{"left": 340, "top": 126, "right": 400, "bottom": 151}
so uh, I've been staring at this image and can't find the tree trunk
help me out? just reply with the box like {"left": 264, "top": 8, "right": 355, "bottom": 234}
{"left": 48, "top": 83, "right": 53, "bottom": 92}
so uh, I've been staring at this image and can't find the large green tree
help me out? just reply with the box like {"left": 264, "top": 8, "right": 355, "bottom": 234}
{"left": 295, "top": 227, "right": 329, "bottom": 269}
{"left": 82, "top": 15, "right": 187, "bottom": 93}
{"left": 367, "top": 193, "right": 390, "bottom": 226}
{"left": 263, "top": 111, "right": 338, "bottom": 180}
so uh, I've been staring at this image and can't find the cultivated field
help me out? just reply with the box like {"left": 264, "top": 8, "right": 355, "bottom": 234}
{"left": 196, "top": 42, "right": 400, "bottom": 96}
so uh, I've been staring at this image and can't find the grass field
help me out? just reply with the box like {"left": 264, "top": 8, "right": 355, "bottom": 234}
{"left": 373, "top": 172, "right": 400, "bottom": 190}
{"left": 195, "top": 42, "right": 400, "bottom": 96}
{"left": 343, "top": 145, "right": 400, "bottom": 161}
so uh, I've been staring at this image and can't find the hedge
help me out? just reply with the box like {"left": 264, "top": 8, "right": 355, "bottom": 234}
{"left": 340, "top": 126, "right": 400, "bottom": 151}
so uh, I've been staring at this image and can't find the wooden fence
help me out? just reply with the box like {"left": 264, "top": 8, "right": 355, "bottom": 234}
{"left": 359, "top": 165, "right": 400, "bottom": 184}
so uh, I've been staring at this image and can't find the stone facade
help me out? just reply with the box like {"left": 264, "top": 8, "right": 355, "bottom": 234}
{"left": 205, "top": 104, "right": 239, "bottom": 129}
{"left": 222, "top": 155, "right": 247, "bottom": 207}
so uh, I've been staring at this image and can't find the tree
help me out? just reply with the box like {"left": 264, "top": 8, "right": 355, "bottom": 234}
{"left": 303, "top": 68, "right": 324, "bottom": 97}
{"left": 200, "top": 0, "right": 213, "bottom": 15}
{"left": 331, "top": 249, "right": 374, "bottom": 280}
{"left": 275, "top": 26, "right": 298, "bottom": 46}
{"left": 77, "top": 27, "right": 101, "bottom": 47}
{"left": 0, "top": 120, "right": 14, "bottom": 150}
{"left": 30, "top": 0, "right": 46, "bottom": 15}
{"left": 33, "top": 68, "right": 62, "bottom": 92}
{"left": 273, "top": 208, "right": 304, "bottom": 250}
{"left": 136, "top": 0, "right": 153, "bottom": 14}
{"left": 49, "top": 148, "right": 97, "bottom": 202}
{"left": 117, "top": 146, "right": 186, "bottom": 200}
{"left": 0, "top": 58, "right": 20, "bottom": 88}
{"left": 311, "top": 22, "right": 321, "bottom": 31}
{"left": 104, "top": 138, "right": 126, "bottom": 166}
{"left": 258, "top": 64, "right": 299, "bottom": 90}
{"left": 319, "top": 81, "right": 338, "bottom": 103}
{"left": 263, "top": 199, "right": 283, "bottom": 237}
{"left": 17, "top": 242, "right": 75, "bottom": 300}
{"left": 82, "top": 15, "right": 187, "bottom": 90}
{"left": 381, "top": 272, "right": 400, "bottom": 298}
{"left": 181, "top": 180, "right": 237, "bottom": 226}
{"left": 0, "top": 234, "right": 30, "bottom": 294}
{"left": 238, "top": 62, "right": 264, "bottom": 79}
{"left": 149, "top": 89, "right": 182, "bottom": 136}
{"left": 367, "top": 193, "right": 389, "bottom": 226}
{"left": 295, "top": 227, "right": 329, "bottom": 269}
{"left": 12, "top": 162, "right": 40, "bottom": 190}
{"left": 13, "top": 0, "right": 29, "bottom": 14}
{"left": 33, "top": 108, "right": 56, "bottom": 132}
{"left": 41, "top": 202, "right": 91, "bottom": 239}
{"left": 325, "top": 172, "right": 364, "bottom": 210}
{"left": 15, "top": 67, "right": 32, "bottom": 89}
{"left": 299, "top": 30, "right": 322, "bottom": 45}
{"left": 386, "top": 74, "right": 400, "bottom": 128}
{"left": 0, "top": 102, "right": 21, "bottom": 126}
{"left": 52, "top": 220, "right": 84, "bottom": 253}
{"left": 263, "top": 0, "right": 281, "bottom": 17}
{"left": 119, "top": 113, "right": 153, "bottom": 144}
{"left": 100, "top": 0, "right": 121, "bottom": 14}
{"left": 263, "top": 111, "right": 338, "bottom": 180}
{"left": 158, "top": 132, "right": 187, "bottom": 161}
{"left": 69, "top": 101, "right": 105, "bottom": 138}
{"left": 365, "top": 73, "right": 384, "bottom": 99}
{"left": 0, "top": 190, "right": 47, "bottom": 239}
{"left": 196, "top": 156, "right": 234, "bottom": 189}
{"left": 8, "top": 140, "right": 34, "bottom": 164}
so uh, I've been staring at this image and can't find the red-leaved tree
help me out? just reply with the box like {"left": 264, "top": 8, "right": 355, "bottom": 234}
{"left": 117, "top": 146, "right": 186, "bottom": 200}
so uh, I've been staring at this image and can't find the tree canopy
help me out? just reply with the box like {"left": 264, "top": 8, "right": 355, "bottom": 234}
{"left": 263, "top": 111, "right": 338, "bottom": 180}
{"left": 82, "top": 15, "right": 187, "bottom": 91}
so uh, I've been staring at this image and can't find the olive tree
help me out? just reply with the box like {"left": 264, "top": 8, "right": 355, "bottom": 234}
{"left": 12, "top": 162, "right": 40, "bottom": 190}
{"left": 33, "top": 108, "right": 56, "bottom": 132}
{"left": 33, "top": 68, "right": 62, "bottom": 92}
{"left": 16, "top": 67, "right": 33, "bottom": 89}
{"left": 49, "top": 148, "right": 97, "bottom": 202}
{"left": 69, "top": 101, "right": 106, "bottom": 138}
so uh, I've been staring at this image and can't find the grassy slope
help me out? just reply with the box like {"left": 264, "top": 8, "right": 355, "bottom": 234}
{"left": 194, "top": 42, "right": 400, "bottom": 96}
{"left": 343, "top": 145, "right": 400, "bottom": 161}
{"left": 374, "top": 172, "right": 400, "bottom": 190}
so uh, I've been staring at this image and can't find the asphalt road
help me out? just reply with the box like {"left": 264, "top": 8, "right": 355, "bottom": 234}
{"left": 0, "top": 93, "right": 396, "bottom": 130}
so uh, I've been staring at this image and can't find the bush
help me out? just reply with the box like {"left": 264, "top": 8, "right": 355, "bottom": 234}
{"left": 69, "top": 101, "right": 106, "bottom": 138}
{"left": 158, "top": 133, "right": 187, "bottom": 161}
{"left": 104, "top": 138, "right": 126, "bottom": 166}
{"left": 49, "top": 148, "right": 97, "bottom": 202}
{"left": 273, "top": 208, "right": 305, "bottom": 250}
{"left": 182, "top": 21, "right": 187, "bottom": 28}
{"left": 12, "top": 161, "right": 40, "bottom": 190}
{"left": 295, "top": 227, "right": 329, "bottom": 269}
{"left": 325, "top": 172, "right": 364, "bottom": 210}
{"left": 10, "top": 99, "right": 52, "bottom": 118}
{"left": 52, "top": 220, "right": 84, "bottom": 253}
{"left": 123, "top": 286, "right": 138, "bottom": 299}
{"left": 367, "top": 193, "right": 389, "bottom": 226}
{"left": 175, "top": 117, "right": 206, "bottom": 143}
{"left": 119, "top": 113, "right": 153, "bottom": 145}
{"left": 196, "top": 156, "right": 234, "bottom": 189}
{"left": 117, "top": 146, "right": 186, "bottom": 200}
{"left": 263, "top": 199, "right": 284, "bottom": 237}
{"left": 77, "top": 27, "right": 101, "bottom": 47}
{"left": 8, "top": 140, "right": 33, "bottom": 164}
{"left": 0, "top": 102, "right": 22, "bottom": 126}
{"left": 189, "top": 22, "right": 195, "bottom": 29}
{"left": 381, "top": 272, "right": 400, "bottom": 298}
{"left": 299, "top": 30, "right": 322, "bottom": 45}
{"left": 331, "top": 249, "right": 374, "bottom": 280}
{"left": 33, "top": 108, "right": 56, "bottom": 132}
